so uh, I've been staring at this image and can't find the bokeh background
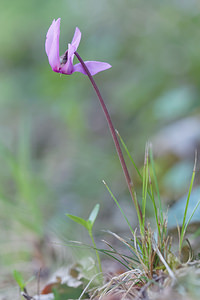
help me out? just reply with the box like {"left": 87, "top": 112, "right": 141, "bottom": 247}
{"left": 1, "top": 0, "right": 200, "bottom": 295}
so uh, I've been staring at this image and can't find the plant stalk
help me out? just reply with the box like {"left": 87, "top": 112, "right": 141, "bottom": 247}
{"left": 89, "top": 230, "right": 102, "bottom": 274}
{"left": 75, "top": 51, "right": 142, "bottom": 223}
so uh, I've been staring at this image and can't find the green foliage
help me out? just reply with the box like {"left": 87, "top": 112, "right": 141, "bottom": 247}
{"left": 13, "top": 270, "right": 34, "bottom": 292}
{"left": 13, "top": 270, "right": 26, "bottom": 291}
{"left": 102, "top": 139, "right": 199, "bottom": 279}
{"left": 66, "top": 215, "right": 89, "bottom": 230}
{"left": 0, "top": 124, "right": 54, "bottom": 237}
{"left": 66, "top": 204, "right": 100, "bottom": 233}
{"left": 66, "top": 204, "right": 102, "bottom": 274}
{"left": 87, "top": 204, "right": 100, "bottom": 229}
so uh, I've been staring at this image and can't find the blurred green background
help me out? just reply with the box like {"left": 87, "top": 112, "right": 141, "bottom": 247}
{"left": 1, "top": 0, "right": 200, "bottom": 293}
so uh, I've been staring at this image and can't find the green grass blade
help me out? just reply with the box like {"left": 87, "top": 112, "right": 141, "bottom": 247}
{"left": 105, "top": 230, "right": 138, "bottom": 258}
{"left": 100, "top": 246, "right": 140, "bottom": 264}
{"left": 103, "top": 240, "right": 132, "bottom": 266}
{"left": 98, "top": 249, "right": 132, "bottom": 270}
{"left": 149, "top": 174, "right": 161, "bottom": 239}
{"left": 57, "top": 239, "right": 132, "bottom": 270}
{"left": 184, "top": 199, "right": 200, "bottom": 236}
{"left": 179, "top": 152, "right": 197, "bottom": 251}
{"left": 116, "top": 130, "right": 142, "bottom": 180}
{"left": 103, "top": 180, "right": 135, "bottom": 236}
{"left": 142, "top": 144, "right": 149, "bottom": 233}
{"left": 149, "top": 144, "right": 163, "bottom": 224}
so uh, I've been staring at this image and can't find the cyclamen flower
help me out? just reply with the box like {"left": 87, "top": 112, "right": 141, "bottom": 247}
{"left": 45, "top": 18, "right": 111, "bottom": 76}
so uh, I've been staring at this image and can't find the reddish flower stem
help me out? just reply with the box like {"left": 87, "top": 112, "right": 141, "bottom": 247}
{"left": 75, "top": 51, "right": 142, "bottom": 223}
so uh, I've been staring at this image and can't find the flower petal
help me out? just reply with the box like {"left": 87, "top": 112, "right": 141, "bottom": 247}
{"left": 71, "top": 27, "right": 81, "bottom": 52}
{"left": 60, "top": 43, "right": 76, "bottom": 74}
{"left": 73, "top": 61, "right": 112, "bottom": 76}
{"left": 45, "top": 19, "right": 55, "bottom": 56}
{"left": 45, "top": 18, "right": 61, "bottom": 71}
{"left": 59, "top": 27, "right": 81, "bottom": 74}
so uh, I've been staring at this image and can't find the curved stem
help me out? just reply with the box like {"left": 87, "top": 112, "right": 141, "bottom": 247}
{"left": 89, "top": 230, "right": 102, "bottom": 274}
{"left": 75, "top": 51, "right": 142, "bottom": 223}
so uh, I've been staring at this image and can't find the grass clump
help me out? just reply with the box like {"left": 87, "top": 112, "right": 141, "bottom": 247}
{"left": 53, "top": 141, "right": 199, "bottom": 300}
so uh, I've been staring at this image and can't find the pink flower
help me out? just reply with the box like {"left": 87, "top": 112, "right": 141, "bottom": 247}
{"left": 45, "top": 18, "right": 111, "bottom": 76}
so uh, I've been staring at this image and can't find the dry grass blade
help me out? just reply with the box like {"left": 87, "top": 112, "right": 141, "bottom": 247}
{"left": 133, "top": 229, "right": 148, "bottom": 274}
{"left": 93, "top": 269, "right": 145, "bottom": 300}
{"left": 105, "top": 231, "right": 134, "bottom": 251}
{"left": 152, "top": 240, "right": 176, "bottom": 283}
{"left": 78, "top": 273, "right": 101, "bottom": 300}
{"left": 101, "top": 239, "right": 134, "bottom": 269}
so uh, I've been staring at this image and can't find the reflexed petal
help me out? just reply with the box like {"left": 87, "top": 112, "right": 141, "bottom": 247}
{"left": 71, "top": 27, "right": 81, "bottom": 52}
{"left": 73, "top": 61, "right": 112, "bottom": 76}
{"left": 45, "top": 18, "right": 61, "bottom": 71}
{"left": 45, "top": 19, "right": 56, "bottom": 56}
